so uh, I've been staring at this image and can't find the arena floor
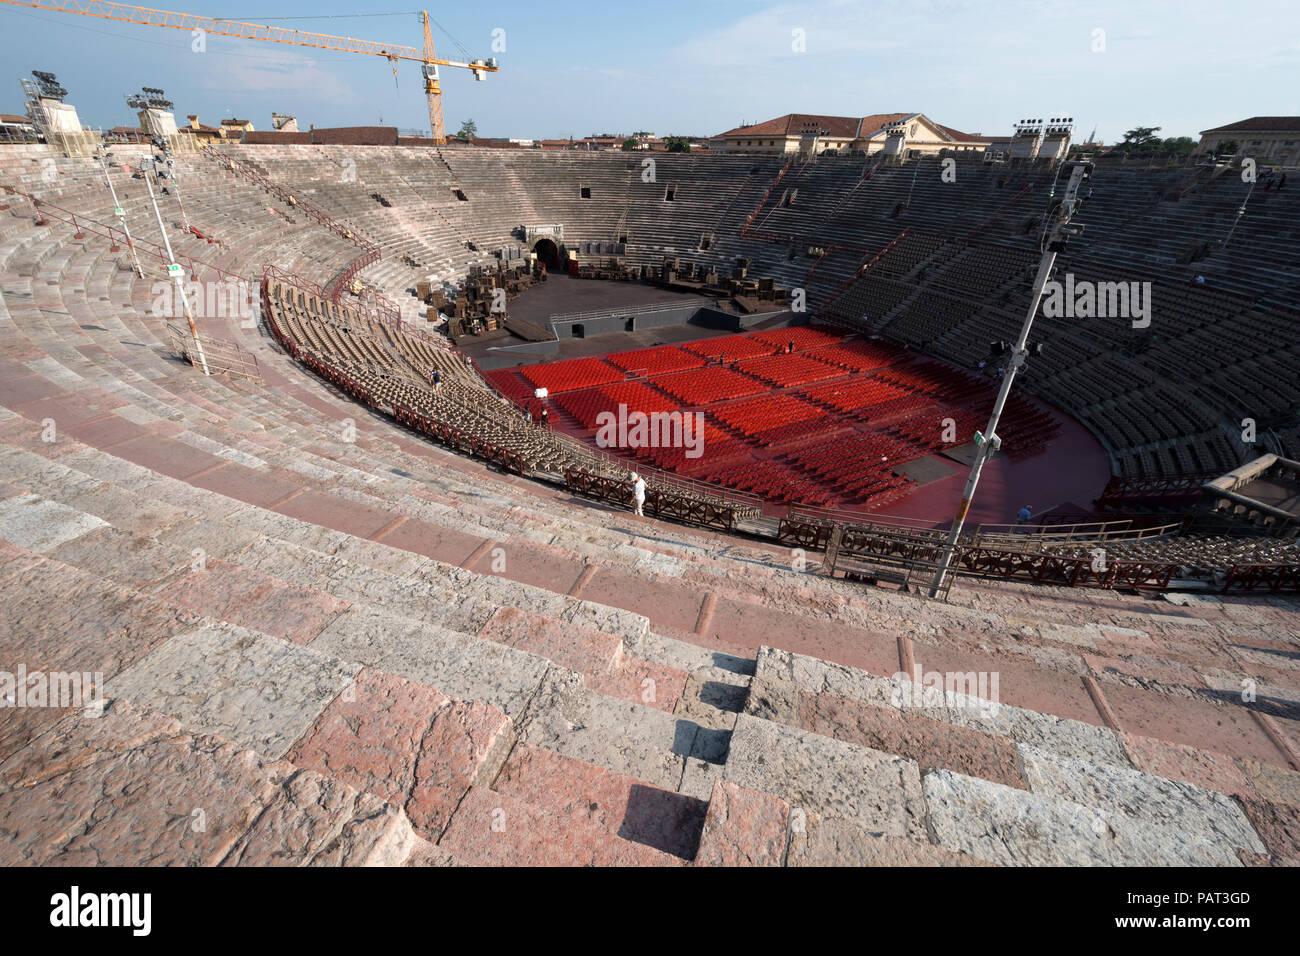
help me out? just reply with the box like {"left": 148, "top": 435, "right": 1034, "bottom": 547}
{"left": 481, "top": 323, "right": 1111, "bottom": 522}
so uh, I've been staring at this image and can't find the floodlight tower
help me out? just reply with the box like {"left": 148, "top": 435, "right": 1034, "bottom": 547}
{"left": 129, "top": 86, "right": 191, "bottom": 234}
{"left": 927, "top": 159, "right": 1094, "bottom": 598}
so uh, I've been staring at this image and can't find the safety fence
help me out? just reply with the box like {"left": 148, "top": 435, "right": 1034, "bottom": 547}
{"left": 564, "top": 467, "right": 737, "bottom": 532}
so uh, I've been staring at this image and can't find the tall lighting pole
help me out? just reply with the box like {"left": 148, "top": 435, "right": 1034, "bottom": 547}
{"left": 927, "top": 160, "right": 1094, "bottom": 598}
{"left": 94, "top": 146, "right": 142, "bottom": 278}
{"left": 141, "top": 158, "right": 210, "bottom": 376}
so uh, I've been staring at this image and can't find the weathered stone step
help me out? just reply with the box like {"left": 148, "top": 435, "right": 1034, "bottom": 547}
{"left": 721, "top": 713, "right": 928, "bottom": 840}
{"left": 516, "top": 669, "right": 729, "bottom": 793}
{"left": 492, "top": 743, "right": 707, "bottom": 860}
{"left": 2, "top": 440, "right": 740, "bottom": 798}
{"left": 436, "top": 784, "right": 685, "bottom": 866}
{"left": 921, "top": 761, "right": 1264, "bottom": 867}
{"left": 0, "top": 698, "right": 417, "bottom": 866}
{"left": 310, "top": 607, "right": 554, "bottom": 723}
{"left": 754, "top": 645, "right": 1131, "bottom": 767}
{"left": 7, "top": 366, "right": 1258, "bottom": 738}
{"left": 14, "top": 535, "right": 686, "bottom": 862}
{"left": 1016, "top": 744, "right": 1267, "bottom": 865}
{"left": 286, "top": 666, "right": 514, "bottom": 844}
{"left": 477, "top": 605, "right": 688, "bottom": 713}
{"left": 692, "top": 779, "right": 792, "bottom": 866}
{"left": 106, "top": 621, "right": 360, "bottom": 760}
{"left": 786, "top": 808, "right": 995, "bottom": 867}
{"left": 745, "top": 670, "right": 1029, "bottom": 788}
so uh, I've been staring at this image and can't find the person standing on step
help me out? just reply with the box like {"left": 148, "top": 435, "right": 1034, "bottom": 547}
{"left": 430, "top": 368, "right": 442, "bottom": 394}
{"left": 540, "top": 406, "right": 549, "bottom": 428}
{"left": 631, "top": 471, "right": 646, "bottom": 516}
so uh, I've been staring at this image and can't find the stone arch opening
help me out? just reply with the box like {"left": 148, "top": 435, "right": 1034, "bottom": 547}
{"left": 532, "top": 237, "right": 560, "bottom": 269}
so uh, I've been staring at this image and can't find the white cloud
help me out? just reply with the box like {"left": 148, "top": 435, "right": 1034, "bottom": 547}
{"left": 192, "top": 38, "right": 359, "bottom": 101}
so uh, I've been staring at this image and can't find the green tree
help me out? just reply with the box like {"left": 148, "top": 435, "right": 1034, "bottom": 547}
{"left": 456, "top": 119, "right": 477, "bottom": 141}
{"left": 1117, "top": 126, "right": 1162, "bottom": 151}
{"left": 1216, "top": 139, "right": 1240, "bottom": 156}
{"left": 1159, "top": 136, "right": 1196, "bottom": 157}
{"left": 665, "top": 136, "right": 691, "bottom": 154}
{"left": 621, "top": 137, "right": 639, "bottom": 151}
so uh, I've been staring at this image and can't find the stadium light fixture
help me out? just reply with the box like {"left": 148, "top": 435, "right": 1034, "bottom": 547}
{"left": 927, "top": 160, "right": 1094, "bottom": 598}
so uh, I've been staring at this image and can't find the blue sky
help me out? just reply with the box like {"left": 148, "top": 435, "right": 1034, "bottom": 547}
{"left": 3, "top": 0, "right": 1297, "bottom": 141}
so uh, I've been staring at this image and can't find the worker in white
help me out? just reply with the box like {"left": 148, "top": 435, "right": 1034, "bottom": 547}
{"left": 631, "top": 471, "right": 646, "bottom": 516}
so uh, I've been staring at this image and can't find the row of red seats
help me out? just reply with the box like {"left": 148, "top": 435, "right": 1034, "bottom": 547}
{"left": 784, "top": 431, "right": 920, "bottom": 496}
{"left": 553, "top": 380, "right": 680, "bottom": 431}
{"left": 858, "top": 393, "right": 953, "bottom": 423}
{"left": 799, "top": 377, "right": 911, "bottom": 414}
{"left": 808, "top": 340, "right": 906, "bottom": 373}
{"left": 482, "top": 368, "right": 536, "bottom": 405}
{"left": 882, "top": 393, "right": 1058, "bottom": 461}
{"left": 887, "top": 404, "right": 987, "bottom": 452}
{"left": 520, "top": 356, "right": 624, "bottom": 394}
{"left": 748, "top": 326, "right": 844, "bottom": 351}
{"left": 742, "top": 419, "right": 851, "bottom": 454}
{"left": 877, "top": 361, "right": 987, "bottom": 405}
{"left": 605, "top": 344, "right": 705, "bottom": 376}
{"left": 997, "top": 400, "right": 1061, "bottom": 460}
{"left": 633, "top": 423, "right": 751, "bottom": 477}
{"left": 708, "top": 458, "right": 831, "bottom": 505}
{"left": 653, "top": 365, "right": 770, "bottom": 406}
{"left": 857, "top": 474, "right": 916, "bottom": 511}
{"left": 735, "top": 352, "right": 845, "bottom": 388}
{"left": 710, "top": 392, "right": 826, "bottom": 438}
{"left": 682, "top": 334, "right": 779, "bottom": 362}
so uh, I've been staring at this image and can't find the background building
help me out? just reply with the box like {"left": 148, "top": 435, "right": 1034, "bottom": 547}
{"left": 710, "top": 112, "right": 999, "bottom": 158}
{"left": 1197, "top": 117, "right": 1300, "bottom": 166}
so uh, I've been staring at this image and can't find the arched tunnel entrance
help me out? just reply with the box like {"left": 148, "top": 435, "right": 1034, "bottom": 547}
{"left": 532, "top": 237, "right": 561, "bottom": 270}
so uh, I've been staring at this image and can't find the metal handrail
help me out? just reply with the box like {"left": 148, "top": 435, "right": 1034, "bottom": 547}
{"left": 1, "top": 181, "right": 248, "bottom": 285}
{"left": 972, "top": 518, "right": 1185, "bottom": 542}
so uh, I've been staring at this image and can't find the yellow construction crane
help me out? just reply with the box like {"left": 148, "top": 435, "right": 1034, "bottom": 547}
{"left": 0, "top": 1, "right": 499, "bottom": 143}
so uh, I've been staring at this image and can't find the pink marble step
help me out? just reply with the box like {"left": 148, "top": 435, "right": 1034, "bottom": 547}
{"left": 0, "top": 699, "right": 414, "bottom": 866}
{"left": 477, "top": 606, "right": 687, "bottom": 712}
{"left": 437, "top": 785, "right": 685, "bottom": 867}
{"left": 286, "top": 667, "right": 514, "bottom": 843}
{"left": 492, "top": 743, "right": 706, "bottom": 859}
{"left": 746, "top": 675, "right": 1029, "bottom": 789}
{"left": 693, "top": 780, "right": 790, "bottom": 866}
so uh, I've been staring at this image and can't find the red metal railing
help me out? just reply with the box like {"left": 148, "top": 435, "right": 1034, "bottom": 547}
{"left": 817, "top": 227, "right": 913, "bottom": 318}
{"left": 740, "top": 157, "right": 794, "bottom": 239}
{"left": 199, "top": 144, "right": 388, "bottom": 302}
{"left": 960, "top": 181, "right": 1033, "bottom": 242}
{"left": 1, "top": 183, "right": 246, "bottom": 285}
{"left": 1094, "top": 471, "right": 1216, "bottom": 511}
{"left": 1222, "top": 563, "right": 1300, "bottom": 592}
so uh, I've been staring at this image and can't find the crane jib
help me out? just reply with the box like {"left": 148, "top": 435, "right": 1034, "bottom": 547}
{"left": 0, "top": 0, "right": 499, "bottom": 144}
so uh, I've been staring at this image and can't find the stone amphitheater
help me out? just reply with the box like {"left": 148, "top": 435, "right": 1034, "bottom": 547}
{"left": 0, "top": 139, "right": 1297, "bottom": 868}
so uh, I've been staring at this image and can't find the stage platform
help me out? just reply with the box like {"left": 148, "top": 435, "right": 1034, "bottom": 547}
{"left": 462, "top": 273, "right": 798, "bottom": 370}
